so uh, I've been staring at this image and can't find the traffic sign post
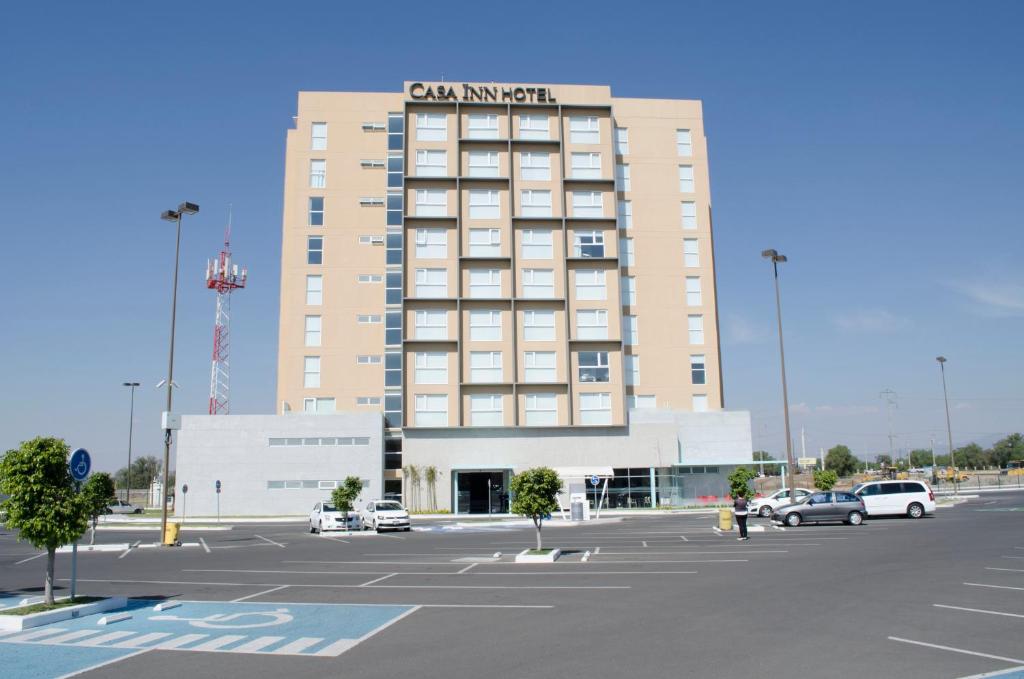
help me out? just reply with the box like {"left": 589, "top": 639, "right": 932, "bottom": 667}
{"left": 181, "top": 484, "right": 189, "bottom": 524}
{"left": 68, "top": 449, "right": 91, "bottom": 599}
{"left": 590, "top": 475, "right": 600, "bottom": 515}
{"left": 215, "top": 480, "right": 221, "bottom": 523}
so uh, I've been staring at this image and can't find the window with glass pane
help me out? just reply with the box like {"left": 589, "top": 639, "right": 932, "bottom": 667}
{"left": 519, "top": 114, "right": 549, "bottom": 140}
{"left": 614, "top": 127, "right": 629, "bottom": 155}
{"left": 579, "top": 392, "right": 611, "bottom": 424}
{"left": 414, "top": 228, "right": 447, "bottom": 259}
{"left": 624, "top": 355, "right": 639, "bottom": 385}
{"left": 520, "top": 189, "right": 552, "bottom": 217}
{"left": 304, "top": 397, "right": 335, "bottom": 414}
{"left": 467, "top": 113, "right": 500, "bottom": 139}
{"left": 620, "top": 237, "right": 635, "bottom": 266}
{"left": 569, "top": 116, "right": 600, "bottom": 144}
{"left": 621, "top": 276, "right": 636, "bottom": 305}
{"left": 623, "top": 315, "right": 638, "bottom": 345}
{"left": 575, "top": 269, "right": 606, "bottom": 301}
{"left": 470, "top": 351, "right": 503, "bottom": 382}
{"left": 468, "top": 189, "right": 500, "bottom": 219}
{"left": 356, "top": 355, "right": 382, "bottom": 364}
{"left": 384, "top": 349, "right": 401, "bottom": 383}
{"left": 617, "top": 200, "right": 632, "bottom": 229}
{"left": 415, "top": 150, "right": 447, "bottom": 177}
{"left": 310, "top": 159, "right": 326, "bottom": 188}
{"left": 304, "top": 315, "right": 321, "bottom": 347}
{"left": 386, "top": 231, "right": 402, "bottom": 265}
{"left": 615, "top": 164, "right": 630, "bottom": 191}
{"left": 579, "top": 351, "right": 609, "bottom": 383}
{"left": 416, "top": 113, "right": 447, "bottom": 141}
{"left": 415, "top": 393, "right": 448, "bottom": 426}
{"left": 415, "top": 189, "right": 447, "bottom": 217}
{"left": 572, "top": 191, "right": 603, "bottom": 218}
{"left": 521, "top": 268, "right": 554, "bottom": 298}
{"left": 414, "top": 352, "right": 448, "bottom": 384}
{"left": 571, "top": 152, "right": 601, "bottom": 179}
{"left": 684, "top": 239, "right": 699, "bottom": 267}
{"left": 523, "top": 309, "right": 555, "bottom": 340}
{"left": 308, "top": 197, "right": 324, "bottom": 226}
{"left": 688, "top": 314, "right": 704, "bottom": 344}
{"left": 415, "top": 309, "right": 447, "bottom": 340}
{"left": 676, "top": 129, "right": 693, "bottom": 157}
{"left": 470, "top": 394, "right": 503, "bottom": 426}
{"left": 521, "top": 229, "right": 553, "bottom": 259}
{"left": 385, "top": 271, "right": 401, "bottom": 305}
{"left": 306, "top": 275, "right": 322, "bottom": 305}
{"left": 311, "top": 122, "right": 327, "bottom": 150}
{"left": 357, "top": 396, "right": 381, "bottom": 405}
{"left": 468, "top": 228, "right": 501, "bottom": 256}
{"left": 525, "top": 393, "right": 557, "bottom": 425}
{"left": 385, "top": 311, "right": 402, "bottom": 346}
{"left": 573, "top": 230, "right": 605, "bottom": 257}
{"left": 307, "top": 236, "right": 323, "bottom": 264}
{"left": 524, "top": 351, "right": 557, "bottom": 382}
{"left": 520, "top": 152, "right": 551, "bottom": 181}
{"left": 469, "top": 269, "right": 501, "bottom": 298}
{"left": 415, "top": 268, "right": 447, "bottom": 297}
{"left": 468, "top": 151, "right": 500, "bottom": 178}
{"left": 681, "top": 201, "right": 697, "bottom": 229}
{"left": 576, "top": 309, "right": 608, "bottom": 339}
{"left": 690, "top": 355, "right": 706, "bottom": 385}
{"left": 303, "top": 356, "right": 320, "bottom": 388}
{"left": 469, "top": 310, "right": 502, "bottom": 341}
{"left": 686, "top": 276, "right": 702, "bottom": 306}
{"left": 629, "top": 395, "right": 656, "bottom": 409}
{"left": 679, "top": 165, "right": 695, "bottom": 192}
{"left": 692, "top": 394, "right": 708, "bottom": 412}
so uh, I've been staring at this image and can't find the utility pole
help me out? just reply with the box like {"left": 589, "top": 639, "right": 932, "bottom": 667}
{"left": 880, "top": 389, "right": 898, "bottom": 467}
{"left": 936, "top": 357, "right": 958, "bottom": 496}
{"left": 761, "top": 249, "right": 797, "bottom": 500}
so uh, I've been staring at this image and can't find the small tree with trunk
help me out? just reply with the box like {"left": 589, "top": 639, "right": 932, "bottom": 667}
{"left": 0, "top": 437, "right": 88, "bottom": 604}
{"left": 331, "top": 476, "right": 364, "bottom": 531}
{"left": 403, "top": 464, "right": 421, "bottom": 511}
{"left": 813, "top": 469, "right": 838, "bottom": 491}
{"left": 424, "top": 466, "right": 438, "bottom": 512}
{"left": 80, "top": 472, "right": 116, "bottom": 545}
{"left": 727, "top": 466, "right": 756, "bottom": 499}
{"left": 509, "top": 467, "right": 562, "bottom": 551}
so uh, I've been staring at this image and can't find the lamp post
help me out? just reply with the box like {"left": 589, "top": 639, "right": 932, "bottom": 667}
{"left": 936, "top": 356, "right": 957, "bottom": 496}
{"left": 122, "top": 382, "right": 140, "bottom": 503}
{"left": 159, "top": 202, "right": 199, "bottom": 543}
{"left": 762, "top": 249, "right": 797, "bottom": 504}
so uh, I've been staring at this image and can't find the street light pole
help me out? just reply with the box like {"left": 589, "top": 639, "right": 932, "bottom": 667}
{"left": 122, "top": 382, "right": 140, "bottom": 503}
{"left": 936, "top": 356, "right": 957, "bottom": 496}
{"left": 762, "top": 249, "right": 797, "bottom": 504}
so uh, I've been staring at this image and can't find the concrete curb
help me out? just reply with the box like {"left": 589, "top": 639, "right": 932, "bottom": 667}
{"left": 0, "top": 596, "right": 127, "bottom": 632}
{"left": 56, "top": 543, "right": 130, "bottom": 553}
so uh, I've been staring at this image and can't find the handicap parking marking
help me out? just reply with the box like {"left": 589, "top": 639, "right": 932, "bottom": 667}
{"left": 2, "top": 640, "right": 145, "bottom": 679}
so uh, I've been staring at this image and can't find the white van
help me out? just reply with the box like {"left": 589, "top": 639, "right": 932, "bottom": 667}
{"left": 851, "top": 480, "right": 936, "bottom": 518}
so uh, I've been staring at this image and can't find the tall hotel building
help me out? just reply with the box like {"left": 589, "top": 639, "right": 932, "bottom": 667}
{"left": 267, "top": 82, "right": 751, "bottom": 514}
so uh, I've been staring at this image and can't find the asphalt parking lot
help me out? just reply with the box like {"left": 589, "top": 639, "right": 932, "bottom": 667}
{"left": 2, "top": 492, "right": 1023, "bottom": 679}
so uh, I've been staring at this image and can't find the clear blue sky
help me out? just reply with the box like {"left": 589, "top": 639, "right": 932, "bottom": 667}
{"left": 1, "top": 1, "right": 1021, "bottom": 474}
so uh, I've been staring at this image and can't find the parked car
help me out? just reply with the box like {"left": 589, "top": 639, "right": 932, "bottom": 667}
{"left": 771, "top": 491, "right": 866, "bottom": 527}
{"left": 747, "top": 488, "right": 813, "bottom": 518}
{"left": 308, "top": 501, "right": 361, "bottom": 533}
{"left": 106, "top": 500, "right": 143, "bottom": 514}
{"left": 359, "top": 500, "right": 411, "bottom": 532}
{"left": 851, "top": 480, "right": 935, "bottom": 518}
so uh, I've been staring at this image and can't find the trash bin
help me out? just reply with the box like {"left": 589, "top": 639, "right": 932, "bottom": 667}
{"left": 718, "top": 508, "right": 733, "bottom": 532}
{"left": 163, "top": 521, "right": 181, "bottom": 546}
{"left": 571, "top": 501, "right": 585, "bottom": 521}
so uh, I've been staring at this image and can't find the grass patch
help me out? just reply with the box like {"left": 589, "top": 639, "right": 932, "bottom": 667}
{"left": 524, "top": 549, "right": 555, "bottom": 555}
{"left": 0, "top": 596, "right": 103, "bottom": 616}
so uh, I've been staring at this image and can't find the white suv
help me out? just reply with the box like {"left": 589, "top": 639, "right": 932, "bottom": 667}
{"left": 748, "top": 488, "right": 813, "bottom": 518}
{"left": 851, "top": 480, "right": 935, "bottom": 518}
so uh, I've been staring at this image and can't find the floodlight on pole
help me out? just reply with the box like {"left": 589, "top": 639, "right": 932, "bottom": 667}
{"left": 762, "top": 248, "right": 797, "bottom": 504}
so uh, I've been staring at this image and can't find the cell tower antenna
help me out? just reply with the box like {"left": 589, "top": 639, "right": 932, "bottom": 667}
{"left": 205, "top": 206, "right": 247, "bottom": 414}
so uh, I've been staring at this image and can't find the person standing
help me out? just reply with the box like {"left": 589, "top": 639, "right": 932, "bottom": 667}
{"left": 733, "top": 494, "right": 750, "bottom": 541}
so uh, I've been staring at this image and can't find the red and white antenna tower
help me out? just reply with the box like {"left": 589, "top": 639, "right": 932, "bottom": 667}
{"left": 205, "top": 207, "right": 248, "bottom": 414}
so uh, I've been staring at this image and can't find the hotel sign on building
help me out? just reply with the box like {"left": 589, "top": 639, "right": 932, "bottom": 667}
{"left": 408, "top": 82, "right": 558, "bottom": 104}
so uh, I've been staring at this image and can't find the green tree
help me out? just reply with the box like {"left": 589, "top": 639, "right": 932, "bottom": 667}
{"left": 0, "top": 437, "right": 88, "bottom": 604}
{"left": 909, "top": 449, "right": 934, "bottom": 468}
{"left": 113, "top": 455, "right": 161, "bottom": 491}
{"left": 424, "top": 466, "right": 438, "bottom": 512}
{"left": 825, "top": 445, "right": 860, "bottom": 477}
{"left": 727, "top": 466, "right": 756, "bottom": 498}
{"left": 80, "top": 472, "right": 116, "bottom": 545}
{"left": 813, "top": 469, "right": 838, "bottom": 491}
{"left": 752, "top": 451, "right": 781, "bottom": 476}
{"left": 875, "top": 454, "right": 893, "bottom": 468}
{"left": 953, "top": 443, "right": 986, "bottom": 469}
{"left": 989, "top": 434, "right": 1024, "bottom": 469}
{"left": 510, "top": 467, "right": 562, "bottom": 551}
{"left": 402, "top": 464, "right": 420, "bottom": 511}
{"left": 331, "top": 476, "right": 364, "bottom": 531}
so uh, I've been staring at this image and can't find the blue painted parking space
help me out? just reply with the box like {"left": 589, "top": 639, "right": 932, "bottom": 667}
{"left": 1, "top": 641, "right": 139, "bottom": 679}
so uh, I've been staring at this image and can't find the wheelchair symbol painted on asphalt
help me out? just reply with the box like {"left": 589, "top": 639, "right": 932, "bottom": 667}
{"left": 149, "top": 608, "right": 294, "bottom": 629}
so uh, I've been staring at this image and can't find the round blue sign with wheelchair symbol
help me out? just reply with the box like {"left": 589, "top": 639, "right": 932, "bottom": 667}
{"left": 69, "top": 448, "right": 91, "bottom": 482}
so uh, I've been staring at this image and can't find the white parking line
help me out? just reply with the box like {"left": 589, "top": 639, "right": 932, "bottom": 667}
{"left": 934, "top": 604, "right": 1024, "bottom": 619}
{"left": 594, "top": 550, "right": 788, "bottom": 555}
{"left": 964, "top": 582, "right": 1024, "bottom": 592}
{"left": 954, "top": 665, "right": 1024, "bottom": 679}
{"left": 1003, "top": 556, "right": 1024, "bottom": 560}
{"left": 199, "top": 537, "right": 211, "bottom": 553}
{"left": 986, "top": 567, "right": 1024, "bottom": 573}
{"left": 680, "top": 535, "right": 689, "bottom": 542}
{"left": 153, "top": 633, "right": 208, "bottom": 649}
{"left": 190, "top": 634, "right": 247, "bottom": 651}
{"left": 76, "top": 631, "right": 136, "bottom": 647}
{"left": 254, "top": 535, "right": 286, "bottom": 548}
{"left": 888, "top": 636, "right": 1024, "bottom": 664}
{"left": 457, "top": 563, "right": 477, "bottom": 574}
{"left": 318, "top": 535, "right": 351, "bottom": 544}
{"left": 110, "top": 632, "right": 173, "bottom": 647}
{"left": 13, "top": 552, "right": 46, "bottom": 565}
{"left": 589, "top": 559, "right": 748, "bottom": 564}
{"left": 360, "top": 574, "right": 397, "bottom": 587}
{"left": 231, "top": 585, "right": 290, "bottom": 602}
{"left": 54, "top": 649, "right": 151, "bottom": 679}
{"left": 231, "top": 636, "right": 286, "bottom": 652}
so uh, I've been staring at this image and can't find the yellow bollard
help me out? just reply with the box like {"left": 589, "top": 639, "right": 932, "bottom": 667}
{"left": 718, "top": 508, "right": 733, "bottom": 531}
{"left": 163, "top": 522, "right": 181, "bottom": 546}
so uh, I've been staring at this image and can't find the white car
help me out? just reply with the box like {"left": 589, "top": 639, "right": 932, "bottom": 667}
{"left": 851, "top": 480, "right": 936, "bottom": 518}
{"left": 308, "top": 501, "right": 361, "bottom": 533}
{"left": 747, "top": 488, "right": 813, "bottom": 518}
{"left": 359, "top": 500, "right": 411, "bottom": 532}
{"left": 106, "top": 500, "right": 143, "bottom": 515}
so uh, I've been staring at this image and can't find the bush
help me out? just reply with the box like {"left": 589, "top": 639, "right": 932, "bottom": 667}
{"left": 813, "top": 469, "right": 838, "bottom": 491}
{"left": 727, "top": 467, "right": 756, "bottom": 499}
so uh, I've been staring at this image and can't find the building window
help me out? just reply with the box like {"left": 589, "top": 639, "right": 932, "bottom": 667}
{"left": 677, "top": 129, "right": 693, "bottom": 157}
{"left": 679, "top": 165, "right": 695, "bottom": 192}
{"left": 467, "top": 113, "right": 500, "bottom": 140}
{"left": 524, "top": 351, "right": 557, "bottom": 382}
{"left": 617, "top": 200, "right": 632, "bottom": 229}
{"left": 415, "top": 309, "right": 447, "bottom": 340}
{"left": 357, "top": 274, "right": 383, "bottom": 283}
{"left": 469, "top": 310, "right": 501, "bottom": 341}
{"left": 359, "top": 196, "right": 384, "bottom": 207}
{"left": 521, "top": 268, "right": 555, "bottom": 298}
{"left": 520, "top": 114, "right": 549, "bottom": 140}
{"left": 303, "top": 356, "right": 320, "bottom": 388}
{"left": 386, "top": 271, "right": 402, "bottom": 305}
{"left": 357, "top": 314, "right": 383, "bottom": 324}
{"left": 307, "top": 236, "right": 323, "bottom": 265}
{"left": 415, "top": 189, "right": 447, "bottom": 217}
{"left": 469, "top": 268, "right": 501, "bottom": 298}
{"left": 620, "top": 237, "right": 635, "bottom": 266}
{"left": 569, "top": 115, "right": 600, "bottom": 144}
{"left": 691, "top": 355, "right": 706, "bottom": 385}
{"left": 414, "top": 393, "right": 448, "bottom": 426}
{"left": 623, "top": 315, "right": 638, "bottom": 345}
{"left": 470, "top": 394, "right": 503, "bottom": 426}
{"left": 520, "top": 152, "right": 551, "bottom": 181}
{"left": 360, "top": 159, "right": 385, "bottom": 169}
{"left": 415, "top": 268, "right": 447, "bottom": 298}
{"left": 415, "top": 228, "right": 447, "bottom": 259}
{"left": 310, "top": 159, "right": 326, "bottom": 188}
{"left": 357, "top": 355, "right": 382, "bottom": 365}
{"left": 571, "top": 152, "right": 602, "bottom": 179}
{"left": 624, "top": 355, "right": 639, "bottom": 386}
{"left": 304, "top": 315, "right": 321, "bottom": 347}
{"left": 415, "top": 150, "right": 447, "bottom": 177}
{"left": 684, "top": 239, "right": 699, "bottom": 267}
{"left": 520, "top": 189, "right": 552, "bottom": 217}
{"left": 414, "top": 352, "right": 447, "bottom": 385}
{"left": 615, "top": 164, "right": 630, "bottom": 192}
{"left": 692, "top": 394, "right": 708, "bottom": 412}
{"left": 470, "top": 351, "right": 503, "bottom": 383}
{"left": 575, "top": 269, "right": 607, "bottom": 301}
{"left": 525, "top": 393, "right": 557, "bottom": 425}
{"left": 579, "top": 392, "right": 611, "bottom": 425}
{"left": 686, "top": 276, "right": 702, "bottom": 306}
{"left": 681, "top": 201, "right": 697, "bottom": 230}
{"left": 688, "top": 315, "right": 704, "bottom": 344}
{"left": 359, "top": 235, "right": 385, "bottom": 245}
{"left": 628, "top": 395, "right": 656, "bottom": 409}
{"left": 362, "top": 122, "right": 386, "bottom": 132}
{"left": 573, "top": 230, "right": 605, "bottom": 258}
{"left": 468, "top": 151, "right": 500, "bottom": 178}
{"left": 621, "top": 276, "right": 636, "bottom": 306}
{"left": 356, "top": 396, "right": 382, "bottom": 406}
{"left": 524, "top": 309, "right": 555, "bottom": 341}
{"left": 614, "top": 127, "right": 629, "bottom": 155}
{"left": 416, "top": 112, "right": 447, "bottom": 141}
{"left": 303, "top": 397, "right": 335, "bottom": 413}
{"left": 306, "top": 275, "right": 322, "bottom": 305}
{"left": 576, "top": 309, "right": 608, "bottom": 340}
{"left": 521, "top": 229, "right": 553, "bottom": 259}
{"left": 311, "top": 122, "right": 327, "bottom": 150}
{"left": 468, "top": 228, "right": 501, "bottom": 256}
{"left": 308, "top": 197, "right": 324, "bottom": 227}
{"left": 572, "top": 191, "right": 603, "bottom": 218}
{"left": 468, "top": 189, "right": 500, "bottom": 220}
{"left": 579, "top": 351, "right": 610, "bottom": 383}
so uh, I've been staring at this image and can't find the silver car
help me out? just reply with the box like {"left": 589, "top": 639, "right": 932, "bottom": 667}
{"left": 771, "top": 491, "right": 865, "bottom": 527}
